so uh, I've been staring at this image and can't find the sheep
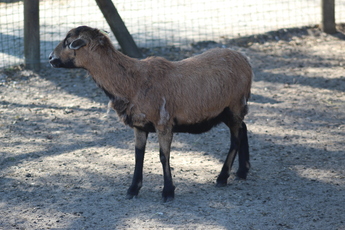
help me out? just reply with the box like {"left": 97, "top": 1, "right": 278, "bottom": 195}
{"left": 49, "top": 26, "right": 253, "bottom": 202}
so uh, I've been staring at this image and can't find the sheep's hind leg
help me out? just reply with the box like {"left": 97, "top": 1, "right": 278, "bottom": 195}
{"left": 216, "top": 124, "right": 240, "bottom": 187}
{"left": 127, "top": 128, "right": 148, "bottom": 199}
{"left": 157, "top": 128, "right": 175, "bottom": 202}
{"left": 236, "top": 122, "right": 250, "bottom": 180}
{"left": 216, "top": 121, "right": 250, "bottom": 186}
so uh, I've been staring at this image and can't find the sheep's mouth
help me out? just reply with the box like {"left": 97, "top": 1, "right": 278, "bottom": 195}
{"left": 49, "top": 59, "right": 61, "bottom": 68}
{"left": 49, "top": 58, "right": 77, "bottom": 68}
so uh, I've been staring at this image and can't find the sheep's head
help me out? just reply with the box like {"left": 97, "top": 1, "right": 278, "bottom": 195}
{"left": 49, "top": 26, "right": 108, "bottom": 68}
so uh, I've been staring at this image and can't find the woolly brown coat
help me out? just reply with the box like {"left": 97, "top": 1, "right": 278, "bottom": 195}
{"left": 49, "top": 26, "right": 253, "bottom": 201}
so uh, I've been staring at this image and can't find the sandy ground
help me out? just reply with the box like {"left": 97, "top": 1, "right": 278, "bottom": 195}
{"left": 0, "top": 28, "right": 345, "bottom": 229}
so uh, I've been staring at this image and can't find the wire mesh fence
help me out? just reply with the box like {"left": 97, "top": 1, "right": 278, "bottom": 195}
{"left": 1, "top": 0, "right": 345, "bottom": 68}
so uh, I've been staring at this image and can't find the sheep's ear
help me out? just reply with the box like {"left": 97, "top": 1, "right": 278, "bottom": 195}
{"left": 98, "top": 29, "right": 109, "bottom": 46}
{"left": 98, "top": 35, "right": 106, "bottom": 46}
{"left": 69, "top": 38, "right": 86, "bottom": 50}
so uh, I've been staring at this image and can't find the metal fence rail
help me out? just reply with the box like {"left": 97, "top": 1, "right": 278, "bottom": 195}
{"left": 1, "top": 0, "right": 345, "bottom": 68}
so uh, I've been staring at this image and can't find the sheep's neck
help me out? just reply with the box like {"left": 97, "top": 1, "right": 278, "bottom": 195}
{"left": 86, "top": 50, "right": 139, "bottom": 100}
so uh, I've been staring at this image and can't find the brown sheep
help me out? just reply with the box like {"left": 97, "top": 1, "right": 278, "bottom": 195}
{"left": 49, "top": 26, "right": 253, "bottom": 202}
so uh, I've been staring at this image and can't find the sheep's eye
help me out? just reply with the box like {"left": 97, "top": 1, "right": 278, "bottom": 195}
{"left": 64, "top": 39, "right": 70, "bottom": 47}
{"left": 63, "top": 33, "right": 72, "bottom": 47}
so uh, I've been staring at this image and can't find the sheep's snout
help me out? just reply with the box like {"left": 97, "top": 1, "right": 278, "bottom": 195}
{"left": 49, "top": 52, "right": 61, "bottom": 68}
{"left": 48, "top": 51, "right": 77, "bottom": 68}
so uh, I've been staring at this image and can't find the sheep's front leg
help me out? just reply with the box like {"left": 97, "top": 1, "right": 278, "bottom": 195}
{"left": 127, "top": 128, "right": 148, "bottom": 199}
{"left": 157, "top": 128, "right": 175, "bottom": 202}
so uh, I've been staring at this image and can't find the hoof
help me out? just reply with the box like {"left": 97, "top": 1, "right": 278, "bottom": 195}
{"left": 216, "top": 181, "right": 227, "bottom": 187}
{"left": 127, "top": 185, "right": 141, "bottom": 199}
{"left": 126, "top": 193, "right": 136, "bottom": 199}
{"left": 235, "top": 175, "right": 247, "bottom": 181}
{"left": 162, "top": 186, "right": 175, "bottom": 202}
{"left": 216, "top": 174, "right": 228, "bottom": 187}
{"left": 162, "top": 195, "right": 174, "bottom": 203}
{"left": 236, "top": 170, "right": 248, "bottom": 180}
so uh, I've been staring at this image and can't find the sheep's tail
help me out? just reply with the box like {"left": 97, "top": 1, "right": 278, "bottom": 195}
{"left": 107, "top": 100, "right": 113, "bottom": 114}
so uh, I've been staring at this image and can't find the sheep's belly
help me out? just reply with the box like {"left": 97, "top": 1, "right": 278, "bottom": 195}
{"left": 133, "top": 114, "right": 224, "bottom": 134}
{"left": 172, "top": 114, "right": 224, "bottom": 134}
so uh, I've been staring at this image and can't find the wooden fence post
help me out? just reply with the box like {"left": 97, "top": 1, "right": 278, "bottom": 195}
{"left": 321, "top": 0, "right": 337, "bottom": 34}
{"left": 24, "top": 0, "right": 40, "bottom": 71}
{"left": 95, "top": 0, "right": 142, "bottom": 58}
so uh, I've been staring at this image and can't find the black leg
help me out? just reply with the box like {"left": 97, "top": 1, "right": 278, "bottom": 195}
{"left": 157, "top": 128, "right": 175, "bottom": 202}
{"left": 216, "top": 128, "right": 239, "bottom": 186}
{"left": 127, "top": 128, "right": 148, "bottom": 199}
{"left": 236, "top": 122, "right": 250, "bottom": 179}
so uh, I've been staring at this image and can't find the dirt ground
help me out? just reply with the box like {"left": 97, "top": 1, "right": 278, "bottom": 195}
{"left": 0, "top": 27, "right": 344, "bottom": 229}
